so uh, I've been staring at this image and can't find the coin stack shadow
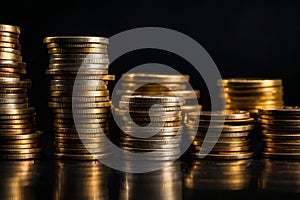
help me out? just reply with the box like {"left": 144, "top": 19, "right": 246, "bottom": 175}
{"left": 184, "top": 160, "right": 251, "bottom": 191}
{"left": 117, "top": 95, "right": 184, "bottom": 161}
{"left": 119, "top": 162, "right": 182, "bottom": 200}
{"left": 185, "top": 111, "right": 254, "bottom": 160}
{"left": 44, "top": 36, "right": 114, "bottom": 160}
{"left": 0, "top": 24, "right": 42, "bottom": 160}
{"left": 259, "top": 107, "right": 300, "bottom": 159}
{"left": 114, "top": 73, "right": 201, "bottom": 116}
{"left": 220, "top": 79, "right": 284, "bottom": 116}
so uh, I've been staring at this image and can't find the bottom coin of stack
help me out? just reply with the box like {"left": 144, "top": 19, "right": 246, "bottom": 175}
{"left": 259, "top": 107, "right": 300, "bottom": 159}
{"left": 117, "top": 95, "right": 184, "bottom": 161}
{"left": 185, "top": 110, "right": 254, "bottom": 160}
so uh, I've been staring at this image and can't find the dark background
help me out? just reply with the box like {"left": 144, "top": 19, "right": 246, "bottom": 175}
{"left": 0, "top": 0, "right": 299, "bottom": 155}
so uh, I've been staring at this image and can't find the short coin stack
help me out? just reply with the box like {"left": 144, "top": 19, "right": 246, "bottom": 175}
{"left": 115, "top": 73, "right": 201, "bottom": 115}
{"left": 117, "top": 95, "right": 184, "bottom": 161}
{"left": 220, "top": 79, "right": 284, "bottom": 115}
{"left": 0, "top": 24, "right": 42, "bottom": 160}
{"left": 185, "top": 110, "right": 254, "bottom": 160}
{"left": 259, "top": 107, "right": 300, "bottom": 159}
{"left": 44, "top": 36, "right": 114, "bottom": 160}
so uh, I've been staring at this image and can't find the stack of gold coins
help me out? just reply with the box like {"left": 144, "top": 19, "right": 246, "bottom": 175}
{"left": 259, "top": 107, "right": 300, "bottom": 159}
{"left": 117, "top": 95, "right": 184, "bottom": 161}
{"left": 115, "top": 73, "right": 201, "bottom": 115}
{"left": 44, "top": 36, "right": 114, "bottom": 160}
{"left": 185, "top": 160, "right": 251, "bottom": 191}
{"left": 185, "top": 110, "right": 254, "bottom": 160}
{"left": 220, "top": 79, "right": 284, "bottom": 115}
{"left": 0, "top": 24, "right": 42, "bottom": 160}
{"left": 119, "top": 162, "right": 181, "bottom": 200}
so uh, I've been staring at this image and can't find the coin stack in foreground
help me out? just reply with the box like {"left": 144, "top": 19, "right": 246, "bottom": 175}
{"left": 117, "top": 95, "right": 184, "bottom": 161}
{"left": 44, "top": 36, "right": 114, "bottom": 160}
{"left": 220, "top": 79, "right": 284, "bottom": 116}
{"left": 115, "top": 73, "right": 201, "bottom": 115}
{"left": 185, "top": 110, "right": 254, "bottom": 160}
{"left": 0, "top": 24, "right": 42, "bottom": 160}
{"left": 259, "top": 107, "right": 300, "bottom": 159}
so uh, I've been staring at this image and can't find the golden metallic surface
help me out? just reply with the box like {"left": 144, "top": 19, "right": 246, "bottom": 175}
{"left": 121, "top": 73, "right": 190, "bottom": 82}
{"left": 0, "top": 24, "right": 21, "bottom": 34}
{"left": 43, "top": 36, "right": 109, "bottom": 44}
{"left": 48, "top": 47, "right": 108, "bottom": 54}
{"left": 221, "top": 78, "right": 282, "bottom": 87}
{"left": 0, "top": 36, "right": 19, "bottom": 43}
{"left": 47, "top": 42, "right": 107, "bottom": 48}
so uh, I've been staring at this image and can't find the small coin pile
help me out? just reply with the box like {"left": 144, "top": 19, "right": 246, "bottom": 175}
{"left": 44, "top": 36, "right": 114, "bottom": 160}
{"left": 185, "top": 160, "right": 251, "bottom": 191}
{"left": 185, "top": 110, "right": 254, "bottom": 160}
{"left": 0, "top": 24, "right": 42, "bottom": 160}
{"left": 115, "top": 73, "right": 201, "bottom": 115}
{"left": 220, "top": 79, "right": 284, "bottom": 115}
{"left": 117, "top": 95, "right": 184, "bottom": 161}
{"left": 259, "top": 107, "right": 300, "bottom": 159}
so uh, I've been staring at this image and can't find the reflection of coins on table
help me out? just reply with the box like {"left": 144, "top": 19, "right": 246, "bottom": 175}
{"left": 44, "top": 36, "right": 114, "bottom": 160}
{"left": 0, "top": 24, "right": 42, "bottom": 159}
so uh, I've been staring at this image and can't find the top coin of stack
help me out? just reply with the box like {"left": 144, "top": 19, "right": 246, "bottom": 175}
{"left": 259, "top": 106, "right": 300, "bottom": 159}
{"left": 44, "top": 36, "right": 114, "bottom": 160}
{"left": 220, "top": 78, "right": 284, "bottom": 115}
{"left": 0, "top": 24, "right": 42, "bottom": 160}
{"left": 185, "top": 110, "right": 254, "bottom": 160}
{"left": 115, "top": 73, "right": 201, "bottom": 115}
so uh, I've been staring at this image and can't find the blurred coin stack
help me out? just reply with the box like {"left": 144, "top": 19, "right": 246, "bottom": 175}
{"left": 259, "top": 107, "right": 300, "bottom": 159}
{"left": 185, "top": 160, "right": 251, "bottom": 191}
{"left": 185, "top": 110, "right": 254, "bottom": 160}
{"left": 0, "top": 24, "right": 42, "bottom": 160}
{"left": 117, "top": 95, "right": 184, "bottom": 161}
{"left": 44, "top": 36, "right": 114, "bottom": 160}
{"left": 115, "top": 73, "right": 201, "bottom": 115}
{"left": 220, "top": 79, "right": 284, "bottom": 116}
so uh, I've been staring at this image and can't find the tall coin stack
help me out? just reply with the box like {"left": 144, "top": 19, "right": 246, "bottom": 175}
{"left": 0, "top": 24, "right": 42, "bottom": 160}
{"left": 44, "top": 36, "right": 114, "bottom": 160}
{"left": 185, "top": 111, "right": 254, "bottom": 160}
{"left": 259, "top": 107, "right": 300, "bottom": 159}
{"left": 117, "top": 95, "right": 184, "bottom": 161}
{"left": 220, "top": 79, "right": 284, "bottom": 116}
{"left": 115, "top": 73, "right": 201, "bottom": 115}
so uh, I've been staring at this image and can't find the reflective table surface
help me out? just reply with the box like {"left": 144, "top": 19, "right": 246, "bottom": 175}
{"left": 0, "top": 158, "right": 299, "bottom": 199}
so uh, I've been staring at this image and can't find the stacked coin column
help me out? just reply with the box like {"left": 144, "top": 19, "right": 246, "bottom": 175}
{"left": 258, "top": 107, "right": 300, "bottom": 159}
{"left": 220, "top": 79, "right": 284, "bottom": 116}
{"left": 0, "top": 24, "right": 42, "bottom": 160}
{"left": 44, "top": 36, "right": 114, "bottom": 160}
{"left": 117, "top": 95, "right": 184, "bottom": 161}
{"left": 185, "top": 111, "right": 254, "bottom": 160}
{"left": 115, "top": 73, "right": 201, "bottom": 115}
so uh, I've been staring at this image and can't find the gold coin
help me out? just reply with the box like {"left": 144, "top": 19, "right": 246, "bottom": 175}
{"left": 192, "top": 151, "right": 253, "bottom": 160}
{"left": 117, "top": 90, "right": 200, "bottom": 99}
{"left": 54, "top": 153, "right": 110, "bottom": 160}
{"left": 0, "top": 131, "right": 41, "bottom": 139}
{"left": 193, "top": 145, "right": 251, "bottom": 152}
{"left": 119, "top": 101, "right": 183, "bottom": 108}
{"left": 0, "top": 71, "right": 20, "bottom": 78}
{"left": 0, "top": 113, "right": 34, "bottom": 120}
{"left": 120, "top": 82, "right": 187, "bottom": 90}
{"left": 120, "top": 115, "right": 181, "bottom": 122}
{"left": 52, "top": 108, "right": 110, "bottom": 114}
{"left": 0, "top": 42, "right": 21, "bottom": 49}
{"left": 48, "top": 48, "right": 108, "bottom": 54}
{"left": 50, "top": 84, "right": 107, "bottom": 91}
{"left": 0, "top": 153, "right": 41, "bottom": 160}
{"left": 121, "top": 73, "right": 190, "bottom": 82}
{"left": 189, "top": 110, "right": 250, "bottom": 120}
{"left": 121, "top": 95, "right": 184, "bottom": 103}
{"left": 49, "top": 101, "right": 111, "bottom": 108}
{"left": 43, "top": 36, "right": 109, "bottom": 44}
{"left": 47, "top": 43, "right": 107, "bottom": 48}
{"left": 0, "top": 24, "right": 21, "bottom": 34}
{"left": 0, "top": 67, "right": 24, "bottom": 74}
{"left": 221, "top": 79, "right": 282, "bottom": 88}
{"left": 46, "top": 68, "right": 109, "bottom": 75}
{"left": 0, "top": 144, "right": 41, "bottom": 150}
{"left": 0, "top": 52, "right": 22, "bottom": 61}
{"left": 0, "top": 107, "right": 35, "bottom": 115}
{"left": 50, "top": 90, "right": 109, "bottom": 97}
{"left": 262, "top": 152, "right": 300, "bottom": 159}
{"left": 0, "top": 36, "right": 19, "bottom": 43}
{"left": 0, "top": 31, "right": 19, "bottom": 38}
{"left": 0, "top": 118, "right": 34, "bottom": 124}
{"left": 0, "top": 47, "right": 21, "bottom": 54}
{"left": 122, "top": 121, "right": 181, "bottom": 127}
{"left": 52, "top": 96, "right": 110, "bottom": 103}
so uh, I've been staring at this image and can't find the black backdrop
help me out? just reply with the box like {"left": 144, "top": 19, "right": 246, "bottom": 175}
{"left": 0, "top": 0, "right": 299, "bottom": 155}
